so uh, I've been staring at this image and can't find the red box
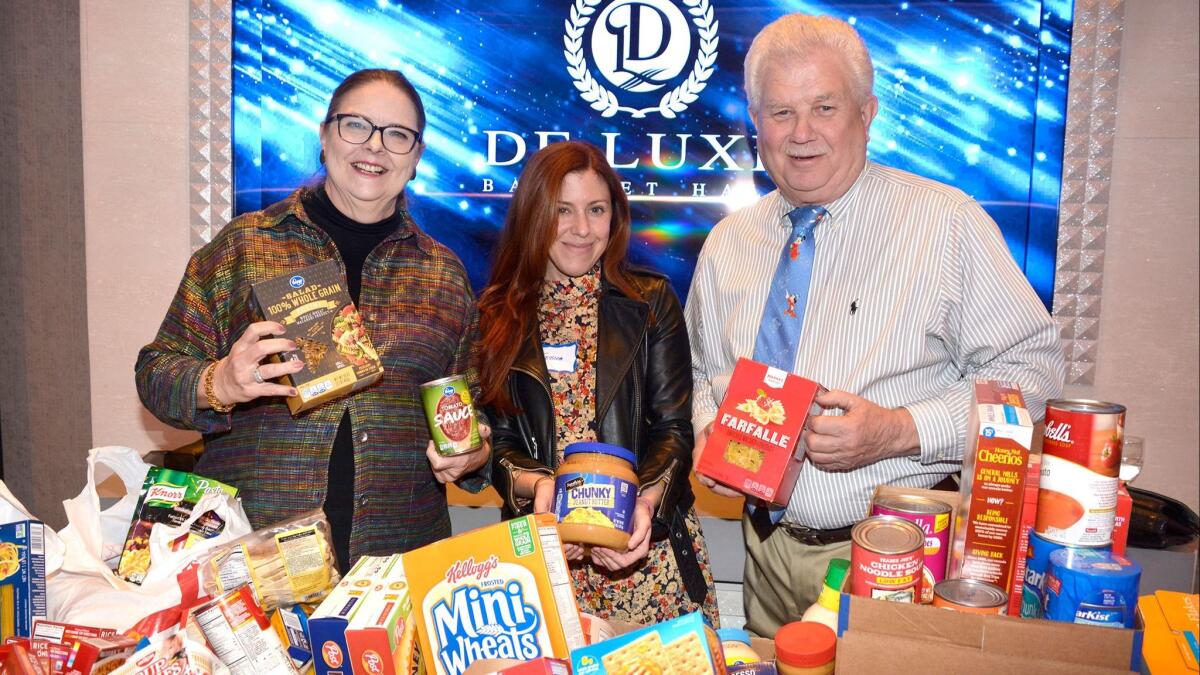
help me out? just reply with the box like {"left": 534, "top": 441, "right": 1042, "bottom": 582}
{"left": 1112, "top": 482, "right": 1132, "bottom": 555}
{"left": 31, "top": 621, "right": 116, "bottom": 643}
{"left": 62, "top": 635, "right": 138, "bottom": 675}
{"left": 0, "top": 643, "right": 46, "bottom": 675}
{"left": 497, "top": 657, "right": 572, "bottom": 674}
{"left": 1006, "top": 453, "right": 1042, "bottom": 616}
{"left": 695, "top": 358, "right": 823, "bottom": 506}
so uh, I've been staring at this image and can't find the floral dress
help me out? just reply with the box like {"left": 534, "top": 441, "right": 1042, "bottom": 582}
{"left": 538, "top": 266, "right": 720, "bottom": 626}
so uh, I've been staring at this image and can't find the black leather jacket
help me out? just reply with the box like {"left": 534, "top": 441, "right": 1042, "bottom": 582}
{"left": 487, "top": 267, "right": 708, "bottom": 602}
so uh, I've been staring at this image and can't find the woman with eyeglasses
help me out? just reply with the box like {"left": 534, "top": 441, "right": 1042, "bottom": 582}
{"left": 136, "top": 69, "right": 489, "bottom": 572}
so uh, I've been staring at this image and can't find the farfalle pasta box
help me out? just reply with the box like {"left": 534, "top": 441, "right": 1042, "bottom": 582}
{"left": 404, "top": 514, "right": 585, "bottom": 675}
{"left": 696, "top": 358, "right": 823, "bottom": 505}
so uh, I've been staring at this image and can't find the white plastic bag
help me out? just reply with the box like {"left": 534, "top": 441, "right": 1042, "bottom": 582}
{"left": 49, "top": 446, "right": 253, "bottom": 629}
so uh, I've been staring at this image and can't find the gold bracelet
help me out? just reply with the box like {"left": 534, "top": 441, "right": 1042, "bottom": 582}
{"left": 203, "top": 361, "right": 234, "bottom": 413}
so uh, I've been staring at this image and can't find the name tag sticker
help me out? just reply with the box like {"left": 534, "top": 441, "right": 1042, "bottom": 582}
{"left": 543, "top": 342, "right": 578, "bottom": 373}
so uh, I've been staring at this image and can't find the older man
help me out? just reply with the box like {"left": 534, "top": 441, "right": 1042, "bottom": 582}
{"left": 686, "top": 14, "right": 1065, "bottom": 635}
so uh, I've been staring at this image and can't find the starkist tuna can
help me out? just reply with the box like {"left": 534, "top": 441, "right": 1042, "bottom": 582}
{"left": 421, "top": 375, "right": 482, "bottom": 457}
{"left": 1020, "top": 530, "right": 1112, "bottom": 618}
{"left": 1043, "top": 547, "right": 1141, "bottom": 628}
{"left": 871, "top": 494, "right": 952, "bottom": 603}
{"left": 1036, "top": 399, "right": 1124, "bottom": 547}
{"left": 850, "top": 516, "right": 925, "bottom": 603}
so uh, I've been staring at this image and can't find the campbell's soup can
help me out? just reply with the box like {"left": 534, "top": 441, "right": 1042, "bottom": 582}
{"left": 933, "top": 578, "right": 1008, "bottom": 614}
{"left": 1036, "top": 399, "right": 1124, "bottom": 546}
{"left": 421, "top": 375, "right": 482, "bottom": 456}
{"left": 850, "top": 516, "right": 925, "bottom": 603}
{"left": 871, "top": 494, "right": 952, "bottom": 603}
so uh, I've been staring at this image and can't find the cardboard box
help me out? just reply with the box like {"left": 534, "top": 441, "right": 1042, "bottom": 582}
{"left": 251, "top": 260, "right": 384, "bottom": 414}
{"left": 0, "top": 521, "right": 47, "bottom": 641}
{"left": 696, "top": 358, "right": 823, "bottom": 505}
{"left": 949, "top": 381, "right": 1035, "bottom": 595}
{"left": 404, "top": 514, "right": 584, "bottom": 675}
{"left": 310, "top": 555, "right": 395, "bottom": 675}
{"left": 345, "top": 555, "right": 412, "bottom": 675}
{"left": 570, "top": 612, "right": 724, "bottom": 675}
{"left": 836, "top": 593, "right": 1143, "bottom": 673}
{"left": 1138, "top": 591, "right": 1199, "bottom": 674}
{"left": 1113, "top": 482, "right": 1132, "bottom": 556}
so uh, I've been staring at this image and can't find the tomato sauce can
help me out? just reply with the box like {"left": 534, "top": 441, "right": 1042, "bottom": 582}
{"left": 871, "top": 494, "right": 952, "bottom": 603}
{"left": 1036, "top": 399, "right": 1125, "bottom": 546}
{"left": 933, "top": 578, "right": 1008, "bottom": 614}
{"left": 420, "top": 375, "right": 481, "bottom": 456}
{"left": 850, "top": 516, "right": 925, "bottom": 603}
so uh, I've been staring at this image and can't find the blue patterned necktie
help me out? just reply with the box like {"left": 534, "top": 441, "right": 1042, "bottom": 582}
{"left": 749, "top": 204, "right": 827, "bottom": 526}
{"left": 752, "top": 205, "right": 828, "bottom": 371}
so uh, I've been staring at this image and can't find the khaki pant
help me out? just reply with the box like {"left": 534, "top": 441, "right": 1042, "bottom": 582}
{"left": 741, "top": 512, "right": 852, "bottom": 638}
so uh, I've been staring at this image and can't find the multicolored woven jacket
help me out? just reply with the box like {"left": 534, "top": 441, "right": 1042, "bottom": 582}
{"left": 136, "top": 187, "right": 487, "bottom": 558}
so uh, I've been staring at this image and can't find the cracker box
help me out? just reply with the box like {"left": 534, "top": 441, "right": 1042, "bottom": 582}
{"left": 310, "top": 555, "right": 394, "bottom": 675}
{"left": 496, "top": 657, "right": 572, "bottom": 674}
{"left": 695, "top": 358, "right": 823, "bottom": 505}
{"left": 345, "top": 555, "right": 412, "bottom": 675}
{"left": 0, "top": 521, "right": 46, "bottom": 642}
{"left": 404, "top": 514, "right": 585, "bottom": 675}
{"left": 251, "top": 260, "right": 384, "bottom": 414}
{"left": 570, "top": 611, "right": 725, "bottom": 675}
{"left": 948, "top": 381, "right": 1036, "bottom": 595}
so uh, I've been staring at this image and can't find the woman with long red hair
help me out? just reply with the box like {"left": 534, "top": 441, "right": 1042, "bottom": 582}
{"left": 478, "top": 140, "right": 718, "bottom": 625}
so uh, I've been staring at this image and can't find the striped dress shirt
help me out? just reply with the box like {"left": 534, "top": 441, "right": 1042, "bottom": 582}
{"left": 686, "top": 162, "right": 1065, "bottom": 528}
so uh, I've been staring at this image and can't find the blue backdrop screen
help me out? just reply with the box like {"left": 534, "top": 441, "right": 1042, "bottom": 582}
{"left": 232, "top": 0, "right": 1071, "bottom": 309}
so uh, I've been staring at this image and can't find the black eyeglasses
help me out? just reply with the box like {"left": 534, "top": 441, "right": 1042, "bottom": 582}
{"left": 326, "top": 113, "right": 422, "bottom": 154}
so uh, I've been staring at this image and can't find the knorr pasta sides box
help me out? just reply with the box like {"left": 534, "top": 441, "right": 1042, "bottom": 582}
{"left": 695, "top": 358, "right": 823, "bottom": 506}
{"left": 948, "top": 380, "right": 1036, "bottom": 594}
{"left": 570, "top": 611, "right": 726, "bottom": 675}
{"left": 251, "top": 260, "right": 383, "bottom": 414}
{"left": 404, "top": 514, "right": 585, "bottom": 675}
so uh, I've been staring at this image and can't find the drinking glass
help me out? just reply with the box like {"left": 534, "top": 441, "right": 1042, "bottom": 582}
{"left": 1119, "top": 435, "right": 1144, "bottom": 483}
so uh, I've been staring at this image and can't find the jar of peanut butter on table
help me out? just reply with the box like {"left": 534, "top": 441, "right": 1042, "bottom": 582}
{"left": 552, "top": 442, "right": 640, "bottom": 549}
{"left": 774, "top": 621, "right": 836, "bottom": 675}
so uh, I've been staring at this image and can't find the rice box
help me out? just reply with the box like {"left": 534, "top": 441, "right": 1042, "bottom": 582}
{"left": 404, "top": 514, "right": 585, "bottom": 675}
{"left": 570, "top": 611, "right": 726, "bottom": 675}
{"left": 309, "top": 555, "right": 395, "bottom": 675}
{"left": 251, "top": 260, "right": 384, "bottom": 414}
{"left": 0, "top": 521, "right": 46, "bottom": 641}
{"left": 695, "top": 358, "right": 823, "bottom": 505}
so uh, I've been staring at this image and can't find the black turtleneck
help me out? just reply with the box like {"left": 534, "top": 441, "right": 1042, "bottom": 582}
{"left": 300, "top": 186, "right": 400, "bottom": 572}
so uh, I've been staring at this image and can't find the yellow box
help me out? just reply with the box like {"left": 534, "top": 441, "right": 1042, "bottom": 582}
{"left": 1139, "top": 591, "right": 1199, "bottom": 673}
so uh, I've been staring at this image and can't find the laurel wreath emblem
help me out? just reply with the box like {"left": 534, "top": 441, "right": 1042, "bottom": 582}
{"left": 564, "top": 0, "right": 719, "bottom": 119}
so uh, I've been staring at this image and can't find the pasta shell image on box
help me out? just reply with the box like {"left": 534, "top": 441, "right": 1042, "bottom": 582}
{"left": 695, "top": 358, "right": 823, "bottom": 505}
{"left": 403, "top": 514, "right": 585, "bottom": 675}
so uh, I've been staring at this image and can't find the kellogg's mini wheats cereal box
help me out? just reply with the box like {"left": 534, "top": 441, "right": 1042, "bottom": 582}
{"left": 404, "top": 514, "right": 585, "bottom": 675}
{"left": 695, "top": 358, "right": 823, "bottom": 506}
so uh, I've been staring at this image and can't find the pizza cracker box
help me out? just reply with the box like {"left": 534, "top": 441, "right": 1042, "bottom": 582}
{"left": 0, "top": 521, "right": 47, "bottom": 642}
{"left": 948, "top": 381, "right": 1036, "bottom": 593}
{"left": 251, "top": 260, "right": 384, "bottom": 414}
{"left": 836, "top": 594, "right": 1143, "bottom": 673}
{"left": 404, "top": 514, "right": 585, "bottom": 675}
{"left": 345, "top": 555, "right": 413, "bottom": 675}
{"left": 570, "top": 611, "right": 724, "bottom": 675}
{"left": 695, "top": 358, "right": 823, "bottom": 505}
{"left": 310, "top": 555, "right": 395, "bottom": 675}
{"left": 1138, "top": 591, "right": 1199, "bottom": 674}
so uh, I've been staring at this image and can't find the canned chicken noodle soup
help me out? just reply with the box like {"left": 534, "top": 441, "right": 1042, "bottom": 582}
{"left": 871, "top": 494, "right": 952, "bottom": 603}
{"left": 1036, "top": 399, "right": 1124, "bottom": 547}
{"left": 421, "top": 375, "right": 482, "bottom": 457}
{"left": 850, "top": 516, "right": 925, "bottom": 603}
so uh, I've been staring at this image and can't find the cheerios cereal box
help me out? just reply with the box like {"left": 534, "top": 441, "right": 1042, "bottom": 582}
{"left": 696, "top": 358, "right": 823, "bottom": 505}
{"left": 404, "top": 514, "right": 584, "bottom": 675}
{"left": 570, "top": 611, "right": 725, "bottom": 675}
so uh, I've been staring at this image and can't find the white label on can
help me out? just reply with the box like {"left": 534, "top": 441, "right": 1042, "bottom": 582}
{"left": 1037, "top": 453, "right": 1118, "bottom": 546}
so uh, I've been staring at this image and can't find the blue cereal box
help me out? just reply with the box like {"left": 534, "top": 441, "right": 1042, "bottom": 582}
{"left": 571, "top": 612, "right": 726, "bottom": 675}
{"left": 0, "top": 520, "right": 47, "bottom": 641}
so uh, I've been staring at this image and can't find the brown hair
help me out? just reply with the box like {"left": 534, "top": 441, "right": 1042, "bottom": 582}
{"left": 477, "top": 140, "right": 641, "bottom": 412}
{"left": 323, "top": 68, "right": 427, "bottom": 133}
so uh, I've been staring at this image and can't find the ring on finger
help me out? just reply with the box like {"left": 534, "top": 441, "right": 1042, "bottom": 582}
{"left": 252, "top": 366, "right": 265, "bottom": 385}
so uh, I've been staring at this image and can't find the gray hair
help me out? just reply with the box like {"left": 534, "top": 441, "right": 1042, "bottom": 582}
{"left": 744, "top": 14, "right": 875, "bottom": 114}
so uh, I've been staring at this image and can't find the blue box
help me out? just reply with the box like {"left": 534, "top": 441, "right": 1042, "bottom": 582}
{"left": 0, "top": 520, "right": 47, "bottom": 641}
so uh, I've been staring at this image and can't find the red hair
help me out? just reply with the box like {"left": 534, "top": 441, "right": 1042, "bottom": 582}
{"left": 478, "top": 140, "right": 641, "bottom": 412}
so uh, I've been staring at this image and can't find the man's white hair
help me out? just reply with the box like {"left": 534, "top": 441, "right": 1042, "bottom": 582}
{"left": 744, "top": 14, "right": 875, "bottom": 114}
